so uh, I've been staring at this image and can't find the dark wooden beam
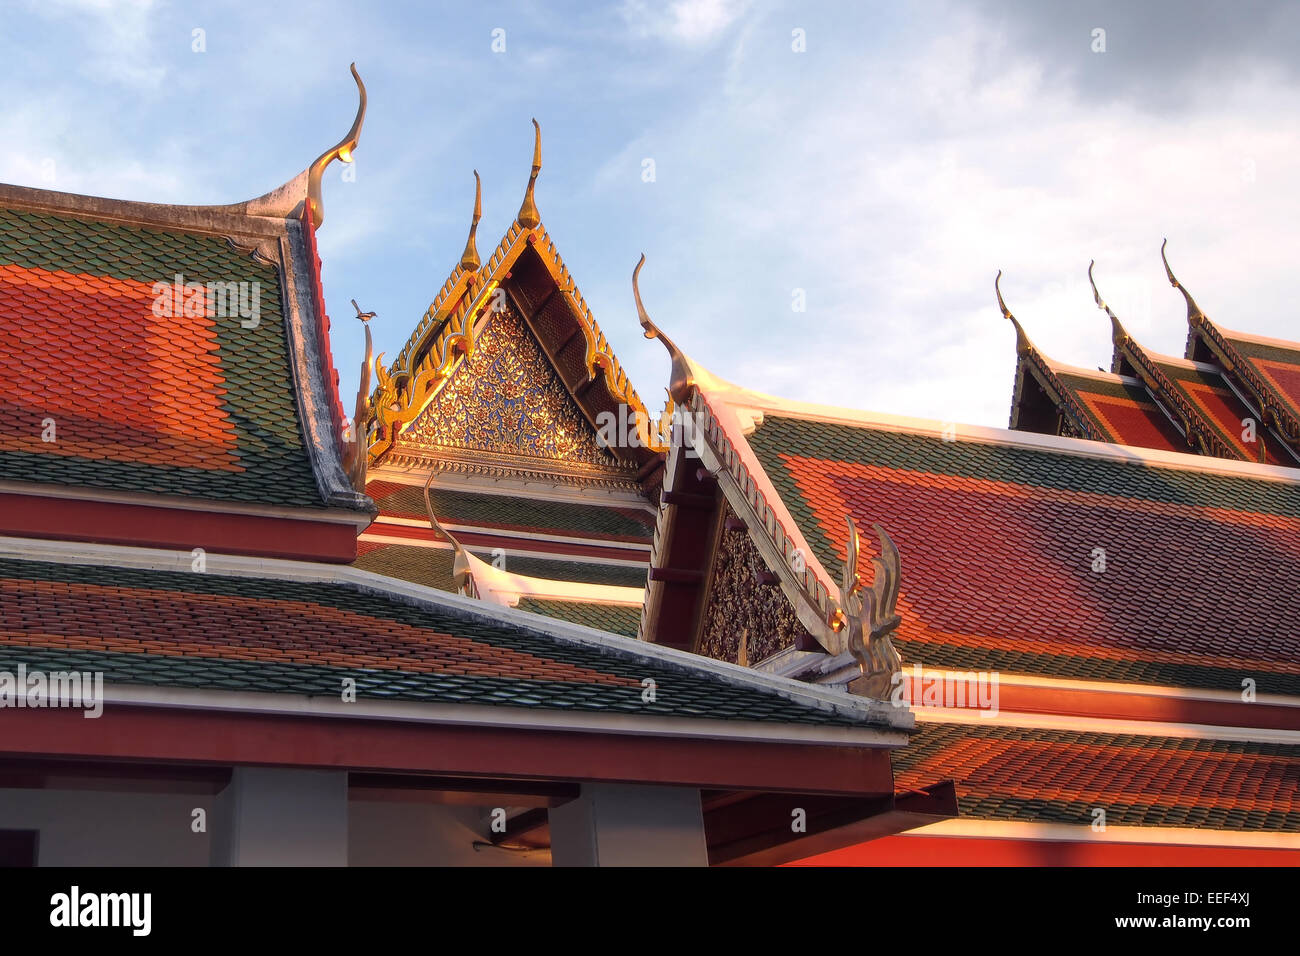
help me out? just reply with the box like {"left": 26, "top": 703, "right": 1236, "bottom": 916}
{"left": 648, "top": 567, "right": 706, "bottom": 584}
{"left": 661, "top": 490, "right": 714, "bottom": 510}
{"left": 349, "top": 772, "right": 579, "bottom": 809}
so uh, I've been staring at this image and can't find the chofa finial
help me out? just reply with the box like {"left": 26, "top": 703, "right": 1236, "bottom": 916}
{"left": 516, "top": 119, "right": 542, "bottom": 229}
{"left": 307, "top": 63, "right": 367, "bottom": 227}
{"left": 838, "top": 515, "right": 903, "bottom": 701}
{"left": 995, "top": 270, "right": 1033, "bottom": 357}
{"left": 633, "top": 254, "right": 694, "bottom": 403}
{"left": 1088, "top": 259, "right": 1130, "bottom": 349}
{"left": 460, "top": 170, "right": 483, "bottom": 272}
{"left": 1160, "top": 238, "right": 1205, "bottom": 323}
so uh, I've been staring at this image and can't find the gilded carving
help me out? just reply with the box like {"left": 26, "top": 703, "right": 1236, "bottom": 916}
{"left": 405, "top": 305, "right": 620, "bottom": 467}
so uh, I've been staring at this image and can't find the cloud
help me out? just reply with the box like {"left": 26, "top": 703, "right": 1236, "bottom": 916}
{"left": 967, "top": 0, "right": 1300, "bottom": 111}
{"left": 621, "top": 0, "right": 755, "bottom": 45}
{"left": 581, "top": 1, "right": 1300, "bottom": 428}
{"left": 27, "top": 0, "right": 167, "bottom": 89}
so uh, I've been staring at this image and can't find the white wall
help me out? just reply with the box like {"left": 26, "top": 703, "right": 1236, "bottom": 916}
{"left": 0, "top": 784, "right": 551, "bottom": 866}
{"left": 348, "top": 800, "right": 549, "bottom": 866}
{"left": 0, "top": 787, "right": 210, "bottom": 866}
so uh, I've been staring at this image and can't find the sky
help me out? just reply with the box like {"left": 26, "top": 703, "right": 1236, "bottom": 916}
{"left": 3, "top": 0, "right": 1298, "bottom": 428}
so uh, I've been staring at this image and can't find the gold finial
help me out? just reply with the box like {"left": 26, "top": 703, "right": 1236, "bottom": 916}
{"left": 1089, "top": 260, "right": 1130, "bottom": 348}
{"left": 459, "top": 170, "right": 483, "bottom": 272}
{"left": 838, "top": 516, "right": 903, "bottom": 701}
{"left": 516, "top": 119, "right": 542, "bottom": 229}
{"left": 306, "top": 63, "right": 366, "bottom": 228}
{"left": 1161, "top": 238, "right": 1205, "bottom": 323}
{"left": 634, "top": 254, "right": 694, "bottom": 403}
{"left": 995, "top": 270, "right": 1033, "bottom": 357}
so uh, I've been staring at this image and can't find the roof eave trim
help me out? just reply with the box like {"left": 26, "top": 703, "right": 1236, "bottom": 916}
{"left": 283, "top": 217, "right": 376, "bottom": 515}
{"left": 96, "top": 683, "right": 909, "bottom": 749}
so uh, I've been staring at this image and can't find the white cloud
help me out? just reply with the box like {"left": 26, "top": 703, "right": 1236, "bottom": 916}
{"left": 622, "top": 0, "right": 754, "bottom": 45}
{"left": 595, "top": 7, "right": 1300, "bottom": 428}
{"left": 28, "top": 0, "right": 166, "bottom": 89}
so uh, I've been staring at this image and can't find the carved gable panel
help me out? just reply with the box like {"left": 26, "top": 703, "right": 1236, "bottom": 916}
{"left": 697, "top": 500, "right": 813, "bottom": 665}
{"left": 405, "top": 305, "right": 620, "bottom": 468}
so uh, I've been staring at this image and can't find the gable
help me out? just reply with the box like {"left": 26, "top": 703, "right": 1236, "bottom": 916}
{"left": 695, "top": 498, "right": 816, "bottom": 665}
{"left": 400, "top": 303, "right": 624, "bottom": 470}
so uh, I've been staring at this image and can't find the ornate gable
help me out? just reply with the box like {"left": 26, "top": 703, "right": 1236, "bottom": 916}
{"left": 403, "top": 304, "right": 622, "bottom": 470}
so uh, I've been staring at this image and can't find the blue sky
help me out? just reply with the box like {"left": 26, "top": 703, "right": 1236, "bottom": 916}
{"left": 4, "top": 0, "right": 1299, "bottom": 427}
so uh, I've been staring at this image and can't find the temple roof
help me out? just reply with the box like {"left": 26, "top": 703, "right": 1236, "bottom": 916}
{"left": 0, "top": 203, "right": 335, "bottom": 507}
{"left": 0, "top": 542, "right": 906, "bottom": 732}
{"left": 895, "top": 721, "right": 1300, "bottom": 831}
{"left": 367, "top": 128, "right": 664, "bottom": 479}
{"left": 1045, "top": 366, "right": 1187, "bottom": 453}
{"left": 743, "top": 410, "right": 1300, "bottom": 693}
{"left": 1005, "top": 252, "right": 1300, "bottom": 466}
{"left": 0, "top": 65, "right": 373, "bottom": 524}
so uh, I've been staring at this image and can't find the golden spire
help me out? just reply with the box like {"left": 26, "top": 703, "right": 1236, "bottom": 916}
{"left": 459, "top": 170, "right": 483, "bottom": 272}
{"left": 634, "top": 254, "right": 694, "bottom": 402}
{"left": 516, "top": 119, "right": 542, "bottom": 229}
{"left": 1161, "top": 238, "right": 1205, "bottom": 324}
{"left": 307, "top": 63, "right": 367, "bottom": 228}
{"left": 995, "top": 270, "right": 1033, "bottom": 357}
{"left": 1088, "top": 260, "right": 1131, "bottom": 349}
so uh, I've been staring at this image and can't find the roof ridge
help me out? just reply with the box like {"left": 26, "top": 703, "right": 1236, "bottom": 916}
{"left": 706, "top": 388, "right": 1300, "bottom": 484}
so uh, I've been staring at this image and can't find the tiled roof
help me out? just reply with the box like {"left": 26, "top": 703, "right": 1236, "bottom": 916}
{"left": 746, "top": 415, "right": 1300, "bottom": 694}
{"left": 515, "top": 599, "right": 641, "bottom": 637}
{"left": 896, "top": 721, "right": 1300, "bottom": 831}
{"left": 1149, "top": 357, "right": 1290, "bottom": 464}
{"left": 0, "top": 555, "right": 864, "bottom": 726}
{"left": 367, "top": 482, "right": 655, "bottom": 542}
{"left": 353, "top": 541, "right": 458, "bottom": 591}
{"left": 1219, "top": 329, "right": 1300, "bottom": 426}
{"left": 1051, "top": 369, "right": 1187, "bottom": 453}
{"left": 0, "top": 206, "right": 322, "bottom": 507}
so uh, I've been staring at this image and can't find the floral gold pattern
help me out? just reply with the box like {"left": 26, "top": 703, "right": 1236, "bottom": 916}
{"left": 406, "top": 306, "right": 619, "bottom": 467}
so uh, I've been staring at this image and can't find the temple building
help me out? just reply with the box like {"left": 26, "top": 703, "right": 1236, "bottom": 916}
{"left": 0, "top": 66, "right": 1296, "bottom": 865}
{"left": 0, "top": 68, "right": 938, "bottom": 867}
